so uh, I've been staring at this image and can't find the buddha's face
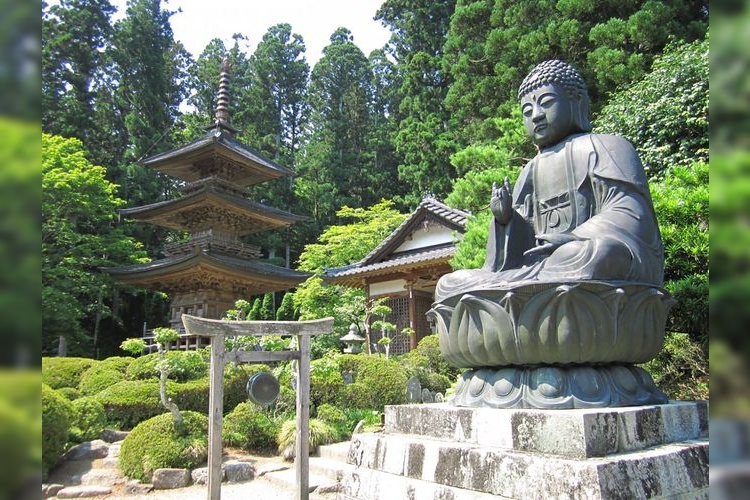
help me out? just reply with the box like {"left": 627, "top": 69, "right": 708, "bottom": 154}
{"left": 520, "top": 83, "right": 574, "bottom": 148}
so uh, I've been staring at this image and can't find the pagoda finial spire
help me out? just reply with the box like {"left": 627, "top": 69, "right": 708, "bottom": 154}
{"left": 214, "top": 56, "right": 231, "bottom": 127}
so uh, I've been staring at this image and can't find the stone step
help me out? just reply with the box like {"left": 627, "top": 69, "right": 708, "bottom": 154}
{"left": 348, "top": 431, "right": 709, "bottom": 499}
{"left": 309, "top": 456, "right": 356, "bottom": 481}
{"left": 385, "top": 401, "right": 708, "bottom": 459}
{"left": 316, "top": 440, "right": 351, "bottom": 462}
{"left": 262, "top": 466, "right": 340, "bottom": 496}
{"left": 337, "top": 467, "right": 501, "bottom": 500}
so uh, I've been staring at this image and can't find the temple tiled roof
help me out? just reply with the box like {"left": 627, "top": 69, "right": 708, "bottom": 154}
{"left": 324, "top": 196, "right": 469, "bottom": 286}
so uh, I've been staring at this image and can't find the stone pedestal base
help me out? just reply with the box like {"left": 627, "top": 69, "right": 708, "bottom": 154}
{"left": 338, "top": 402, "right": 708, "bottom": 499}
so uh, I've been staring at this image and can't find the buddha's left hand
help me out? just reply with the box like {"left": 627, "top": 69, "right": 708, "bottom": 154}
{"left": 523, "top": 233, "right": 578, "bottom": 257}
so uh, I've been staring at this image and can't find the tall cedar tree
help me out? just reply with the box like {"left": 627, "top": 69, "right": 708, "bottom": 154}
{"left": 296, "top": 28, "right": 374, "bottom": 232}
{"left": 376, "top": 0, "right": 458, "bottom": 206}
{"left": 42, "top": 0, "right": 116, "bottom": 166}
{"left": 443, "top": 0, "right": 708, "bottom": 148}
{"left": 244, "top": 24, "right": 310, "bottom": 265}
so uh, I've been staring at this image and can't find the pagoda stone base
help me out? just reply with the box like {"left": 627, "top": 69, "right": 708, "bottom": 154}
{"left": 338, "top": 402, "right": 708, "bottom": 499}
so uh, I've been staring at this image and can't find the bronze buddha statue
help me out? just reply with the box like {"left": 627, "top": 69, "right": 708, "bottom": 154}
{"left": 429, "top": 61, "right": 672, "bottom": 409}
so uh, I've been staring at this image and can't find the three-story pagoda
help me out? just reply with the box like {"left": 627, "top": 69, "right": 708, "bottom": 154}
{"left": 107, "top": 59, "right": 309, "bottom": 329}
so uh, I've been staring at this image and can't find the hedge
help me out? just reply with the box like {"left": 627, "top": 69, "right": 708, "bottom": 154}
{"left": 222, "top": 402, "right": 280, "bottom": 452}
{"left": 78, "top": 365, "right": 124, "bottom": 396}
{"left": 42, "top": 384, "right": 74, "bottom": 479}
{"left": 42, "top": 357, "right": 98, "bottom": 389}
{"left": 69, "top": 397, "right": 106, "bottom": 443}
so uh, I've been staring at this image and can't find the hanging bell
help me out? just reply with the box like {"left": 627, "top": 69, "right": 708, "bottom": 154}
{"left": 246, "top": 371, "right": 280, "bottom": 407}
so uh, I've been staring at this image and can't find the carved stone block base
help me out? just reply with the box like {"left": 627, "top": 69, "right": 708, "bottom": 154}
{"left": 451, "top": 364, "right": 668, "bottom": 409}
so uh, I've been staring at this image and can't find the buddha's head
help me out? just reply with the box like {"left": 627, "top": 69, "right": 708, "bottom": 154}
{"left": 518, "top": 60, "right": 591, "bottom": 148}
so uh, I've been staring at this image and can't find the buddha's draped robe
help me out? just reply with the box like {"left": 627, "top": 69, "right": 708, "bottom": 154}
{"left": 435, "top": 133, "right": 663, "bottom": 302}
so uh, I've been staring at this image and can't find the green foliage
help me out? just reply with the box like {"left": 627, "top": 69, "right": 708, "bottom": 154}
{"left": 276, "top": 292, "right": 297, "bottom": 321}
{"left": 446, "top": 166, "right": 521, "bottom": 270}
{"left": 118, "top": 411, "right": 208, "bottom": 482}
{"left": 42, "top": 134, "right": 147, "bottom": 356}
{"left": 126, "top": 350, "right": 208, "bottom": 382}
{"left": 69, "top": 397, "right": 106, "bottom": 443}
{"left": 297, "top": 200, "right": 407, "bottom": 274}
{"left": 259, "top": 292, "right": 275, "bottom": 320}
{"left": 641, "top": 332, "right": 708, "bottom": 401}
{"left": 223, "top": 299, "right": 251, "bottom": 320}
{"left": 98, "top": 356, "right": 134, "bottom": 373}
{"left": 444, "top": 0, "right": 707, "bottom": 148}
{"left": 42, "top": 384, "right": 74, "bottom": 479}
{"left": 57, "top": 387, "right": 82, "bottom": 401}
{"left": 277, "top": 418, "right": 339, "bottom": 461}
{"left": 0, "top": 372, "right": 41, "bottom": 497}
{"left": 222, "top": 403, "right": 281, "bottom": 452}
{"left": 336, "top": 354, "right": 408, "bottom": 411}
{"left": 310, "top": 356, "right": 345, "bottom": 407}
{"left": 316, "top": 404, "right": 349, "bottom": 441}
{"left": 398, "top": 335, "right": 458, "bottom": 394}
{"left": 120, "top": 338, "right": 146, "bottom": 356}
{"left": 248, "top": 298, "right": 262, "bottom": 320}
{"left": 41, "top": 357, "right": 97, "bottom": 389}
{"left": 152, "top": 327, "right": 180, "bottom": 345}
{"left": 595, "top": 37, "right": 708, "bottom": 179}
{"left": 78, "top": 366, "right": 124, "bottom": 396}
{"left": 95, "top": 380, "right": 163, "bottom": 429}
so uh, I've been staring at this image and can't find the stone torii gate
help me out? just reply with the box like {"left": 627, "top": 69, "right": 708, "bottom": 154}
{"left": 182, "top": 315, "right": 335, "bottom": 500}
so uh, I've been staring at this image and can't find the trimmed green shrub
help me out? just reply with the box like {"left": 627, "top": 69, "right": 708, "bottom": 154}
{"left": 310, "top": 357, "right": 344, "bottom": 407}
{"left": 98, "top": 356, "right": 134, "bottom": 373}
{"left": 126, "top": 350, "right": 208, "bottom": 382}
{"left": 42, "top": 384, "right": 74, "bottom": 479}
{"left": 79, "top": 366, "right": 124, "bottom": 396}
{"left": 69, "top": 397, "right": 106, "bottom": 443}
{"left": 42, "top": 357, "right": 97, "bottom": 389}
{"left": 353, "top": 356, "right": 408, "bottom": 411}
{"left": 409, "top": 335, "right": 459, "bottom": 379}
{"left": 419, "top": 372, "right": 453, "bottom": 395}
{"left": 118, "top": 411, "right": 208, "bottom": 482}
{"left": 277, "top": 418, "right": 338, "bottom": 461}
{"left": 0, "top": 372, "right": 42, "bottom": 492}
{"left": 95, "top": 380, "right": 164, "bottom": 429}
{"left": 56, "top": 387, "right": 81, "bottom": 401}
{"left": 316, "top": 404, "right": 348, "bottom": 440}
{"left": 222, "top": 402, "right": 280, "bottom": 452}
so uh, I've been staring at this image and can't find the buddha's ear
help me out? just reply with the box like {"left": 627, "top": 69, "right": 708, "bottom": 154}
{"left": 571, "top": 95, "right": 592, "bottom": 133}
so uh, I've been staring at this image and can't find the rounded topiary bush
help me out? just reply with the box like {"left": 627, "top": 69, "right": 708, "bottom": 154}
{"left": 98, "top": 356, "right": 134, "bottom": 374}
{"left": 69, "top": 397, "right": 106, "bottom": 443}
{"left": 316, "top": 403, "right": 348, "bottom": 440}
{"left": 118, "top": 411, "right": 208, "bottom": 482}
{"left": 310, "top": 357, "right": 344, "bottom": 407}
{"left": 42, "top": 357, "right": 98, "bottom": 389}
{"left": 79, "top": 365, "right": 124, "bottom": 396}
{"left": 95, "top": 380, "right": 164, "bottom": 429}
{"left": 56, "top": 387, "right": 81, "bottom": 401}
{"left": 42, "top": 384, "right": 75, "bottom": 479}
{"left": 339, "top": 355, "right": 408, "bottom": 411}
{"left": 222, "top": 402, "right": 280, "bottom": 452}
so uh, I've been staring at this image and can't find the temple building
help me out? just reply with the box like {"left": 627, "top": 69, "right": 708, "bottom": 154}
{"left": 106, "top": 59, "right": 309, "bottom": 335}
{"left": 324, "top": 195, "right": 468, "bottom": 355}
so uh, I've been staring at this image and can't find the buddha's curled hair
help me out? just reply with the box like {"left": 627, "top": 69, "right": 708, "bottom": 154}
{"left": 518, "top": 60, "right": 588, "bottom": 101}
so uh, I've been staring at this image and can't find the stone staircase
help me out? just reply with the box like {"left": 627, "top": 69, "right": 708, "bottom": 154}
{"left": 44, "top": 433, "right": 139, "bottom": 499}
{"left": 262, "top": 440, "right": 356, "bottom": 498}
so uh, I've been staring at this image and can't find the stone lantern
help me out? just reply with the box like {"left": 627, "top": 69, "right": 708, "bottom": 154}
{"left": 340, "top": 324, "right": 365, "bottom": 354}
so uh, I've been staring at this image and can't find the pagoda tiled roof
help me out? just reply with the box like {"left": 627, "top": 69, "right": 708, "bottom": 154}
{"left": 105, "top": 250, "right": 310, "bottom": 295}
{"left": 119, "top": 180, "right": 305, "bottom": 234}
{"left": 141, "top": 128, "right": 294, "bottom": 186}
